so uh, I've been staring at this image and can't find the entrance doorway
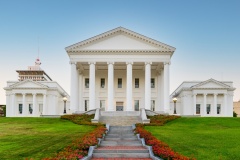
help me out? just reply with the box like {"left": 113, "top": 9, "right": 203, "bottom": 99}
{"left": 116, "top": 102, "right": 123, "bottom": 111}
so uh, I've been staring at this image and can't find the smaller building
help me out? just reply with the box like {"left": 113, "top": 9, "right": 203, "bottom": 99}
{"left": 233, "top": 101, "right": 240, "bottom": 116}
{"left": 170, "top": 79, "right": 235, "bottom": 117}
{"left": 4, "top": 59, "right": 70, "bottom": 117}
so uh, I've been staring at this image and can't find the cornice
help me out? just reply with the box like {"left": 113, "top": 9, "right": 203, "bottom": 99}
{"left": 68, "top": 50, "right": 173, "bottom": 56}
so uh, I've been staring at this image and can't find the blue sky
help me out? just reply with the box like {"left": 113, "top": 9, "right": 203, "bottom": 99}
{"left": 0, "top": 0, "right": 240, "bottom": 104}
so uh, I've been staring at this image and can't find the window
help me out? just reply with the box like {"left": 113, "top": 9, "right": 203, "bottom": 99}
{"left": 217, "top": 104, "right": 221, "bottom": 114}
{"left": 101, "top": 78, "right": 105, "bottom": 88}
{"left": 151, "top": 100, "right": 155, "bottom": 111}
{"left": 134, "top": 100, "right": 139, "bottom": 111}
{"left": 196, "top": 104, "right": 200, "bottom": 114}
{"left": 85, "top": 78, "right": 89, "bottom": 88}
{"left": 135, "top": 78, "right": 139, "bottom": 88}
{"left": 29, "top": 104, "right": 33, "bottom": 114}
{"left": 39, "top": 104, "right": 43, "bottom": 114}
{"left": 118, "top": 78, "right": 122, "bottom": 88}
{"left": 85, "top": 100, "right": 89, "bottom": 111}
{"left": 151, "top": 78, "right": 155, "bottom": 88}
{"left": 207, "top": 104, "right": 211, "bottom": 114}
{"left": 100, "top": 100, "right": 105, "bottom": 111}
{"left": 19, "top": 104, "right": 22, "bottom": 114}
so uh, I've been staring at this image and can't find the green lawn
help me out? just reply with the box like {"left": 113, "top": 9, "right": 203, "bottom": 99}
{"left": 0, "top": 117, "right": 95, "bottom": 160}
{"left": 145, "top": 117, "right": 240, "bottom": 160}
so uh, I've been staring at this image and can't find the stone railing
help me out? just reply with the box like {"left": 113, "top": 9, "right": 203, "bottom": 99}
{"left": 140, "top": 108, "right": 150, "bottom": 123}
{"left": 91, "top": 108, "right": 100, "bottom": 123}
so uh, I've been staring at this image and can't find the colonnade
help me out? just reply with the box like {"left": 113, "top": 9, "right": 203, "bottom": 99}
{"left": 70, "top": 61, "right": 170, "bottom": 112}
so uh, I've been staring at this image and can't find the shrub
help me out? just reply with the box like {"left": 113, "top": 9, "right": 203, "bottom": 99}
{"left": 61, "top": 114, "right": 103, "bottom": 126}
{"left": 233, "top": 111, "right": 238, "bottom": 117}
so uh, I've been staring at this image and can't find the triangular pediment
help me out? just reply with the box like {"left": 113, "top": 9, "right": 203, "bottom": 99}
{"left": 191, "top": 79, "right": 230, "bottom": 89}
{"left": 65, "top": 27, "right": 175, "bottom": 52}
{"left": 10, "top": 80, "right": 48, "bottom": 89}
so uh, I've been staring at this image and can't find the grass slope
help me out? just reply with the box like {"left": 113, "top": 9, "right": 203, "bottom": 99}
{"left": 145, "top": 117, "right": 240, "bottom": 160}
{"left": 0, "top": 117, "right": 95, "bottom": 160}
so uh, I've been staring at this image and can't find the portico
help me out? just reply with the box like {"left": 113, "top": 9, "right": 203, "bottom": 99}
{"left": 66, "top": 27, "right": 175, "bottom": 114}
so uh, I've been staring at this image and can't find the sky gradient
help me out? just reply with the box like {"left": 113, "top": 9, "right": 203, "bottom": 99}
{"left": 0, "top": 0, "right": 240, "bottom": 104}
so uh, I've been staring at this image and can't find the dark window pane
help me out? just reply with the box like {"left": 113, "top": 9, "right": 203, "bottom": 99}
{"left": 118, "top": 78, "right": 122, "bottom": 88}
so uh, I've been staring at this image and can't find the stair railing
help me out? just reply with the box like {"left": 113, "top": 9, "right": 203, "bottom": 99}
{"left": 140, "top": 108, "right": 150, "bottom": 123}
{"left": 91, "top": 108, "right": 100, "bottom": 123}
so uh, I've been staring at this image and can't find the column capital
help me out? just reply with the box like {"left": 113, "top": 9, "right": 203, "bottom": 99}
{"left": 88, "top": 61, "right": 96, "bottom": 65}
{"left": 32, "top": 93, "right": 36, "bottom": 96}
{"left": 22, "top": 93, "right": 26, "bottom": 96}
{"left": 192, "top": 93, "right": 197, "bottom": 96}
{"left": 164, "top": 61, "right": 171, "bottom": 65}
{"left": 69, "top": 61, "right": 77, "bottom": 65}
{"left": 107, "top": 61, "right": 115, "bottom": 65}
{"left": 126, "top": 61, "right": 133, "bottom": 65}
{"left": 203, "top": 93, "right": 207, "bottom": 96}
{"left": 145, "top": 61, "right": 152, "bottom": 65}
{"left": 214, "top": 93, "right": 218, "bottom": 96}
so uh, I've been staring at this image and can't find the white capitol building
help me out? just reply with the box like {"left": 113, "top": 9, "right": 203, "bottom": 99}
{"left": 4, "top": 27, "right": 235, "bottom": 118}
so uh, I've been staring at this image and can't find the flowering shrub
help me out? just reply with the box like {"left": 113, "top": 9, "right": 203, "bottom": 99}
{"left": 145, "top": 115, "right": 180, "bottom": 126}
{"left": 135, "top": 115, "right": 195, "bottom": 160}
{"left": 61, "top": 114, "right": 103, "bottom": 126}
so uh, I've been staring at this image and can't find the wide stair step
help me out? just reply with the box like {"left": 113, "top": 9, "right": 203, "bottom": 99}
{"left": 99, "top": 117, "right": 142, "bottom": 126}
{"left": 91, "top": 126, "right": 152, "bottom": 160}
{"left": 91, "top": 158, "right": 152, "bottom": 160}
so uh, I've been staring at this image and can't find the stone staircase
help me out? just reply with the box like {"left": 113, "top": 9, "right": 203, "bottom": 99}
{"left": 99, "top": 111, "right": 142, "bottom": 126}
{"left": 91, "top": 126, "right": 152, "bottom": 160}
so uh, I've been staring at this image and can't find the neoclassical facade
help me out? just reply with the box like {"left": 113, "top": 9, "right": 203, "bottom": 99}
{"left": 170, "top": 79, "right": 235, "bottom": 117}
{"left": 66, "top": 27, "right": 175, "bottom": 113}
{"left": 4, "top": 59, "right": 70, "bottom": 117}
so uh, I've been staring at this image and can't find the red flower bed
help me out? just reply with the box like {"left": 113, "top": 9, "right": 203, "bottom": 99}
{"left": 135, "top": 115, "right": 195, "bottom": 160}
{"left": 42, "top": 126, "right": 106, "bottom": 160}
{"left": 40, "top": 114, "right": 106, "bottom": 160}
{"left": 135, "top": 126, "right": 195, "bottom": 160}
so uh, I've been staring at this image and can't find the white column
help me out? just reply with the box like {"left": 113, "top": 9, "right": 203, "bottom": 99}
{"left": 107, "top": 62, "right": 114, "bottom": 111}
{"left": 213, "top": 94, "right": 217, "bottom": 116}
{"left": 193, "top": 94, "right": 196, "bottom": 115}
{"left": 163, "top": 62, "right": 170, "bottom": 112}
{"left": 11, "top": 93, "right": 16, "bottom": 116}
{"left": 224, "top": 93, "right": 227, "bottom": 116}
{"left": 156, "top": 71, "right": 162, "bottom": 112}
{"left": 43, "top": 94, "right": 47, "bottom": 115}
{"left": 145, "top": 62, "right": 152, "bottom": 110}
{"left": 22, "top": 93, "right": 27, "bottom": 116}
{"left": 79, "top": 72, "right": 83, "bottom": 111}
{"left": 70, "top": 62, "right": 78, "bottom": 112}
{"left": 126, "top": 62, "right": 133, "bottom": 111}
{"left": 203, "top": 93, "right": 207, "bottom": 116}
{"left": 89, "top": 62, "right": 96, "bottom": 110}
{"left": 54, "top": 95, "right": 58, "bottom": 115}
{"left": 32, "top": 93, "right": 37, "bottom": 116}
{"left": 6, "top": 94, "right": 11, "bottom": 117}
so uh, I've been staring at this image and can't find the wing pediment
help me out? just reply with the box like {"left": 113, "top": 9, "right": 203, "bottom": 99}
{"left": 65, "top": 27, "right": 175, "bottom": 52}
{"left": 191, "top": 79, "right": 230, "bottom": 89}
{"left": 10, "top": 80, "right": 48, "bottom": 89}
